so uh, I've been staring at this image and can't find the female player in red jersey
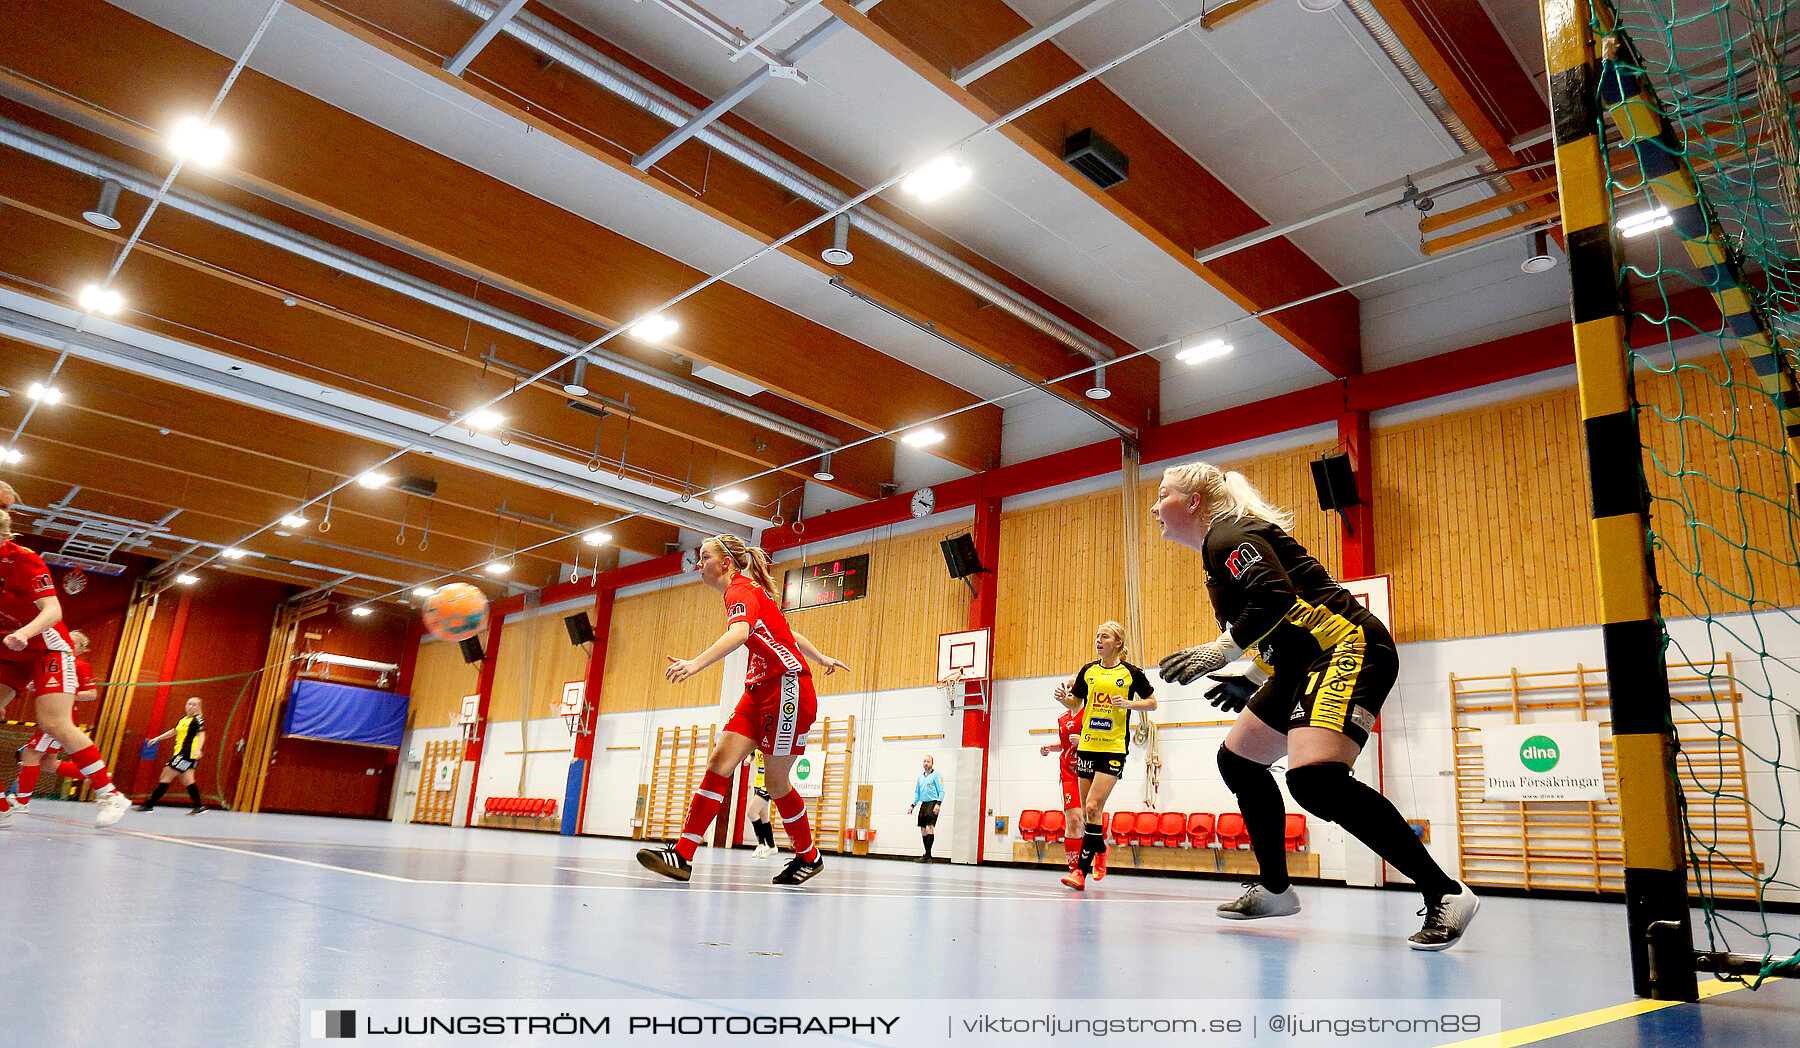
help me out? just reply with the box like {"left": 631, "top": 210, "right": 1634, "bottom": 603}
{"left": 637, "top": 534, "right": 847, "bottom": 885}
{"left": 1039, "top": 705, "right": 1089, "bottom": 879}
{"left": 7, "top": 630, "right": 98, "bottom": 814}
{"left": 0, "top": 510, "right": 130, "bottom": 828}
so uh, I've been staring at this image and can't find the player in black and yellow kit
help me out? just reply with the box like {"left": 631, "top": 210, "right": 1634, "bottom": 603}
{"left": 139, "top": 696, "right": 206, "bottom": 814}
{"left": 1151, "top": 461, "right": 1476, "bottom": 950}
{"left": 1052, "top": 621, "right": 1155, "bottom": 891}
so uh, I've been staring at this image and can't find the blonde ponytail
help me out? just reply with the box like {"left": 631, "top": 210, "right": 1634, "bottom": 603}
{"left": 0, "top": 508, "right": 12, "bottom": 542}
{"left": 1161, "top": 461, "right": 1294, "bottom": 531}
{"left": 704, "top": 533, "right": 780, "bottom": 599}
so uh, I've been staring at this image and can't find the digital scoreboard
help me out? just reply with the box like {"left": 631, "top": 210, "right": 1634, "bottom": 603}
{"left": 782, "top": 554, "right": 869, "bottom": 611}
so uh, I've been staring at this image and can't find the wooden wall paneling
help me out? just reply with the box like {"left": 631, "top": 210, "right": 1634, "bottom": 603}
{"left": 408, "top": 636, "right": 484, "bottom": 729}
{"left": 599, "top": 581, "right": 731, "bottom": 713}
{"left": 995, "top": 490, "right": 1125, "bottom": 681}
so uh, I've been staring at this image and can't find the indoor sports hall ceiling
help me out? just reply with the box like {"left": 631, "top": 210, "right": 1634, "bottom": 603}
{"left": 0, "top": 0, "right": 1571, "bottom": 606}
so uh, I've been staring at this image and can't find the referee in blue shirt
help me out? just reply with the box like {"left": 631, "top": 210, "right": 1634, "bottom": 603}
{"left": 907, "top": 755, "right": 944, "bottom": 862}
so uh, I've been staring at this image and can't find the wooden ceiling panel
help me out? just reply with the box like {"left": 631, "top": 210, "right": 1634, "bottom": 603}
{"left": 0, "top": 0, "right": 1003, "bottom": 471}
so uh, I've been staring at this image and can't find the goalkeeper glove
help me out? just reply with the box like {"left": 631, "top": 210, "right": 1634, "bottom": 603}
{"left": 1202, "top": 656, "right": 1269, "bottom": 714}
{"left": 1157, "top": 630, "right": 1244, "bottom": 685}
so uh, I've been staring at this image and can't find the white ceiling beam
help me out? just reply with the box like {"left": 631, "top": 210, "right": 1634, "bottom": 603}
{"left": 951, "top": 0, "right": 1129, "bottom": 87}
{"left": 444, "top": 0, "right": 530, "bottom": 76}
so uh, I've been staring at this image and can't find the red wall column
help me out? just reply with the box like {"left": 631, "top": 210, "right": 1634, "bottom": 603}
{"left": 460, "top": 616, "right": 504, "bottom": 824}
{"left": 1338, "top": 410, "right": 1375, "bottom": 579}
{"left": 963, "top": 495, "right": 1001, "bottom": 862}
{"left": 569, "top": 588, "right": 613, "bottom": 831}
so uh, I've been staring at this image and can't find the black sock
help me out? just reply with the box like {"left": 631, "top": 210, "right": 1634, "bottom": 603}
{"left": 1288, "top": 763, "right": 1457, "bottom": 901}
{"left": 1217, "top": 747, "right": 1291, "bottom": 894}
{"left": 187, "top": 785, "right": 202, "bottom": 810}
{"left": 143, "top": 782, "right": 171, "bottom": 810}
{"left": 1079, "top": 828, "right": 1105, "bottom": 873}
{"left": 922, "top": 834, "right": 933, "bottom": 857}
{"left": 752, "top": 819, "right": 772, "bottom": 846}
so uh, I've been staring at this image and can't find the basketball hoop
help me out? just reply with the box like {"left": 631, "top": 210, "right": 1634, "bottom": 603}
{"left": 562, "top": 706, "right": 582, "bottom": 737}
{"left": 559, "top": 680, "right": 586, "bottom": 737}
{"left": 457, "top": 715, "right": 479, "bottom": 748}
{"left": 936, "top": 669, "right": 965, "bottom": 712}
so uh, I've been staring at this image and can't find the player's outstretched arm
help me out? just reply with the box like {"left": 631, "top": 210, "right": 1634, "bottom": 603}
{"left": 665, "top": 621, "right": 752, "bottom": 683}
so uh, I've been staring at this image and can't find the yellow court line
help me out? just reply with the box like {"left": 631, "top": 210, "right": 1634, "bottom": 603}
{"left": 1437, "top": 979, "right": 1743, "bottom": 1048}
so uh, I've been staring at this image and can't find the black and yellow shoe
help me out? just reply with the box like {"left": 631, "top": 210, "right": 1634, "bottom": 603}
{"left": 636, "top": 845, "right": 692, "bottom": 882}
{"left": 772, "top": 854, "right": 824, "bottom": 885}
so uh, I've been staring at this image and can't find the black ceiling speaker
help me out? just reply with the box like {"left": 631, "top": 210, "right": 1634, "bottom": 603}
{"left": 459, "top": 636, "right": 485, "bottom": 664}
{"left": 940, "top": 534, "right": 983, "bottom": 580}
{"left": 1310, "top": 453, "right": 1362, "bottom": 511}
{"left": 563, "top": 611, "right": 595, "bottom": 646}
{"left": 396, "top": 475, "right": 438, "bottom": 498}
{"left": 1063, "top": 128, "right": 1130, "bottom": 189}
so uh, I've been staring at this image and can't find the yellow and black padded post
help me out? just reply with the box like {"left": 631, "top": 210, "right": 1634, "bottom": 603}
{"left": 1542, "top": 0, "right": 1697, "bottom": 1001}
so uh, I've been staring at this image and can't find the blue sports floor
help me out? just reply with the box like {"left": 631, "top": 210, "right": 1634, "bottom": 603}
{"left": 1, "top": 800, "right": 1791, "bottom": 1046}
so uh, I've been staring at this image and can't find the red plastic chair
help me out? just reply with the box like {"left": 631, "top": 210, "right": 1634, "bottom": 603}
{"left": 1187, "top": 812, "right": 1216, "bottom": 848}
{"left": 1158, "top": 811, "right": 1187, "bottom": 847}
{"left": 1039, "top": 809, "right": 1066, "bottom": 841}
{"left": 1217, "top": 812, "right": 1250, "bottom": 849}
{"left": 1284, "top": 813, "right": 1308, "bottom": 851}
{"left": 1133, "top": 811, "right": 1160, "bottom": 846}
{"left": 1109, "top": 810, "right": 1136, "bottom": 848}
{"left": 1018, "top": 809, "right": 1042, "bottom": 840}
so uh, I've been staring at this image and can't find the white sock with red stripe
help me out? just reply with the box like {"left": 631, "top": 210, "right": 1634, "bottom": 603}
{"left": 66, "top": 746, "right": 117, "bottom": 795}
{"left": 673, "top": 770, "right": 732, "bottom": 862}
{"left": 773, "top": 789, "right": 818, "bottom": 863}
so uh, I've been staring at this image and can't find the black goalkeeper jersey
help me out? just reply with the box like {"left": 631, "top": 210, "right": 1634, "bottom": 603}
{"left": 1202, "top": 516, "right": 1382, "bottom": 672}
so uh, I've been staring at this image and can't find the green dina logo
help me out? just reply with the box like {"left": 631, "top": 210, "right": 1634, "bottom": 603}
{"left": 1519, "top": 735, "right": 1560, "bottom": 772}
{"left": 795, "top": 757, "right": 812, "bottom": 779}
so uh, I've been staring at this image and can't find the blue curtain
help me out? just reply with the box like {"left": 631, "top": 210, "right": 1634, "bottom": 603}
{"left": 283, "top": 679, "right": 409, "bottom": 747}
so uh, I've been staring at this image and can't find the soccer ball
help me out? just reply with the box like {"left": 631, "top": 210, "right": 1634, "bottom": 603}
{"left": 422, "top": 583, "right": 488, "bottom": 641}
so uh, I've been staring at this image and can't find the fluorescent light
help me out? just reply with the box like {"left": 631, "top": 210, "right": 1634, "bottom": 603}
{"left": 412, "top": 586, "right": 434, "bottom": 597}
{"left": 78, "top": 285, "right": 123, "bottom": 315}
{"left": 716, "top": 488, "right": 750, "bottom": 506}
{"left": 350, "top": 607, "right": 372, "bottom": 617}
{"left": 356, "top": 471, "right": 389, "bottom": 489}
{"left": 170, "top": 117, "right": 229, "bottom": 166}
{"left": 484, "top": 561, "right": 511, "bottom": 575}
{"left": 281, "top": 514, "right": 308, "bottom": 527}
{"left": 901, "top": 428, "right": 945, "bottom": 448}
{"left": 1177, "top": 338, "right": 1234, "bottom": 365}
{"left": 221, "top": 548, "right": 247, "bottom": 560}
{"left": 466, "top": 410, "right": 505, "bottom": 430}
{"left": 583, "top": 530, "right": 611, "bottom": 546}
{"left": 28, "top": 383, "right": 63, "bottom": 404}
{"left": 630, "top": 314, "right": 679, "bottom": 342}
{"left": 174, "top": 573, "right": 199, "bottom": 585}
{"left": 1618, "top": 206, "right": 1672, "bottom": 238}
{"left": 0, "top": 448, "right": 22, "bottom": 465}
{"left": 901, "top": 154, "right": 972, "bottom": 202}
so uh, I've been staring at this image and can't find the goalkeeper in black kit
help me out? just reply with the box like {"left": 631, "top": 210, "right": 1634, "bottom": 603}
{"left": 1150, "top": 460, "right": 1478, "bottom": 950}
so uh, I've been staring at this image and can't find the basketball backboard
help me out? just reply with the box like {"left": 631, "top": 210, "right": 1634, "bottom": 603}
{"left": 937, "top": 628, "right": 990, "bottom": 682}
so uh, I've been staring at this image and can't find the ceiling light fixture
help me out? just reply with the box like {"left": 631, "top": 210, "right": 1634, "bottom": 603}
{"left": 562, "top": 358, "right": 590, "bottom": 397}
{"left": 0, "top": 448, "right": 22, "bottom": 465}
{"left": 412, "top": 586, "right": 434, "bottom": 597}
{"left": 221, "top": 548, "right": 248, "bottom": 560}
{"left": 169, "top": 116, "right": 229, "bottom": 166}
{"left": 82, "top": 178, "right": 123, "bottom": 230}
{"left": 1297, "top": 0, "right": 1340, "bottom": 11}
{"left": 821, "top": 213, "right": 855, "bottom": 266}
{"left": 466, "top": 409, "right": 505, "bottom": 430}
{"left": 902, "top": 154, "right": 973, "bottom": 202}
{"left": 583, "top": 530, "right": 611, "bottom": 546}
{"left": 281, "top": 513, "right": 308, "bottom": 527}
{"left": 28, "top": 383, "right": 63, "bottom": 404}
{"left": 484, "top": 561, "right": 511, "bottom": 575}
{"left": 77, "top": 284, "right": 124, "bottom": 315}
{"left": 1521, "top": 229, "right": 1558, "bottom": 273}
{"left": 901, "top": 428, "right": 946, "bottom": 448}
{"left": 1618, "top": 206, "right": 1672, "bottom": 238}
{"left": 812, "top": 453, "right": 835, "bottom": 482}
{"left": 716, "top": 488, "right": 750, "bottom": 506}
{"left": 174, "top": 573, "right": 199, "bottom": 585}
{"left": 350, "top": 606, "right": 373, "bottom": 617}
{"left": 630, "top": 314, "right": 679, "bottom": 342}
{"left": 356, "top": 472, "right": 390, "bottom": 489}
{"left": 1176, "top": 338, "right": 1234, "bottom": 366}
{"left": 1085, "top": 366, "right": 1112, "bottom": 400}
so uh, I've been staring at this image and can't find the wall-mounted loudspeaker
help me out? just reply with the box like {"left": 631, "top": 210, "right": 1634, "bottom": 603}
{"left": 1310, "top": 453, "right": 1361, "bottom": 511}
{"left": 940, "top": 533, "right": 984, "bottom": 580}
{"left": 459, "top": 636, "right": 485, "bottom": 664}
{"left": 563, "top": 611, "right": 595, "bottom": 646}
